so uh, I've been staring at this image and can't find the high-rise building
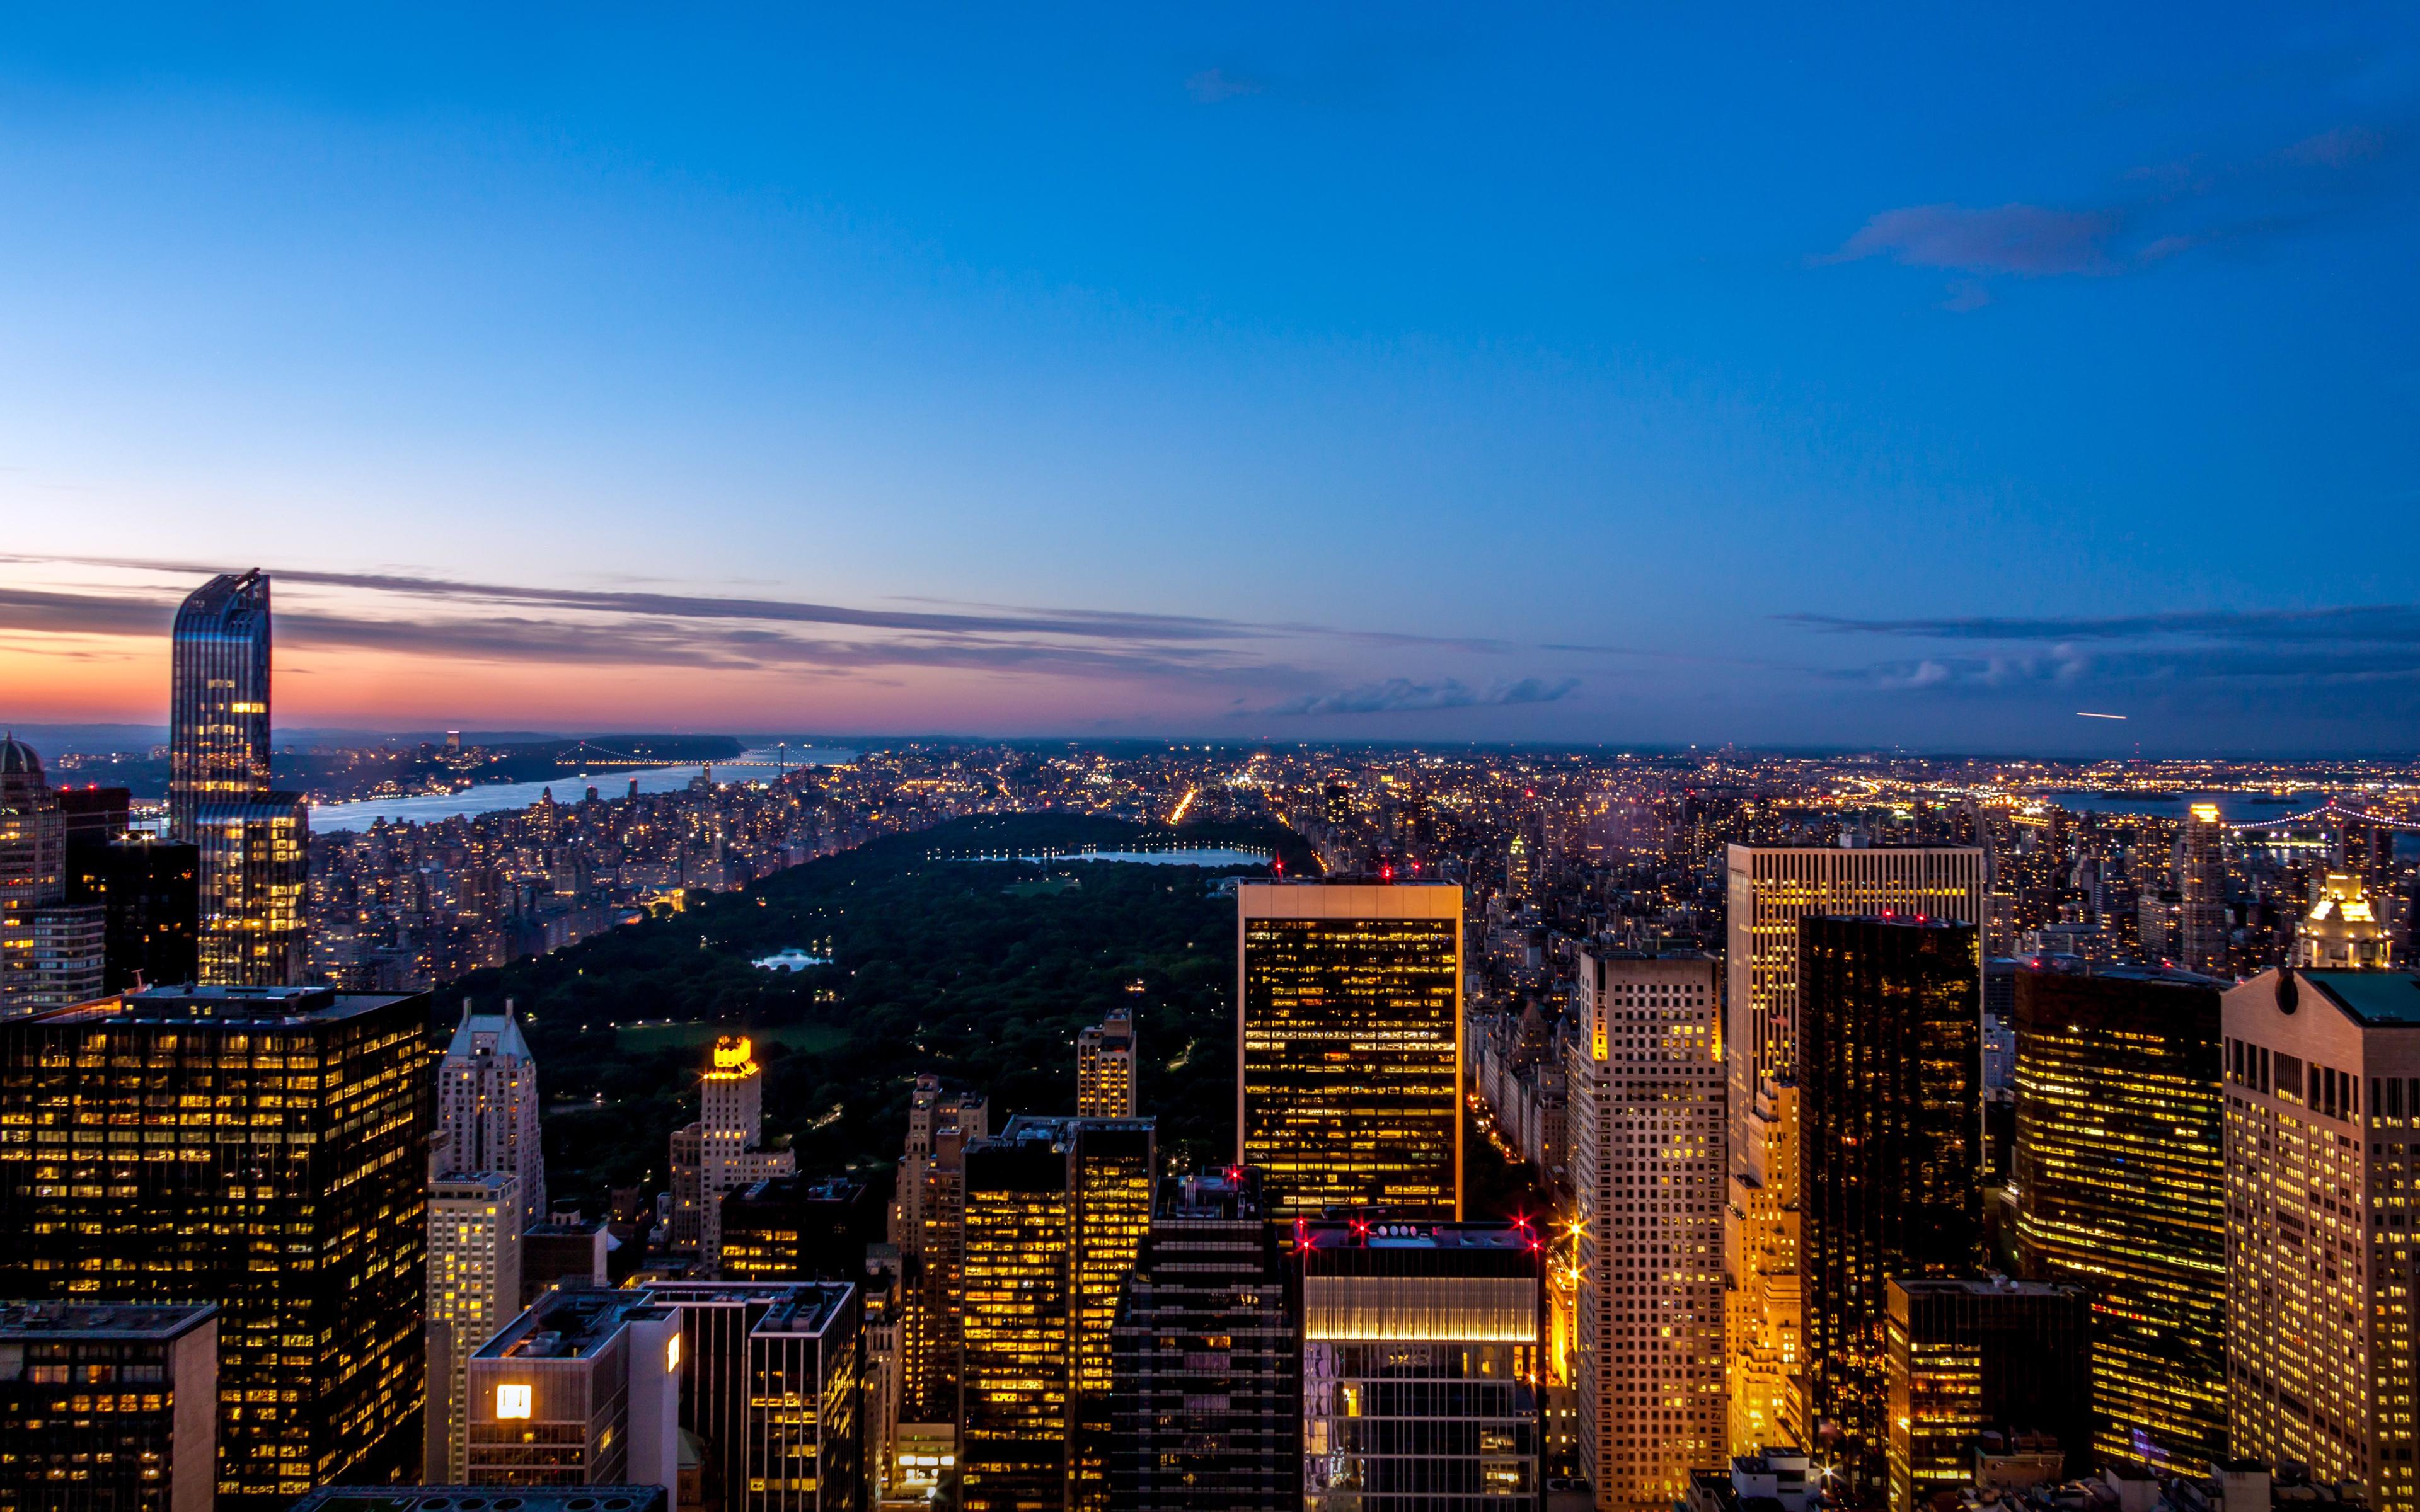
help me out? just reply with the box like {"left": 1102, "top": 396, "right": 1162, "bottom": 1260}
{"left": 518, "top": 1216, "right": 610, "bottom": 1307}
{"left": 1798, "top": 915, "right": 1985, "bottom": 1491}
{"left": 669, "top": 1037, "right": 797, "bottom": 1266}
{"left": 1, "top": 738, "right": 106, "bottom": 1017}
{"left": 0, "top": 983, "right": 429, "bottom": 1503}
{"left": 1075, "top": 1006, "right": 1137, "bottom": 1118}
{"left": 2010, "top": 965, "right": 2226, "bottom": 1474}
{"left": 64, "top": 836, "right": 200, "bottom": 995}
{"left": 1722, "top": 844, "right": 1985, "bottom": 1447}
{"left": 433, "top": 997, "right": 548, "bottom": 1230}
{"left": 2223, "top": 967, "right": 2420, "bottom": 1510}
{"left": 1883, "top": 1278, "right": 2090, "bottom": 1512}
{"left": 1236, "top": 881, "right": 1462, "bottom": 1218}
{"left": 738, "top": 1285, "right": 865, "bottom": 1512}
{"left": 170, "top": 572, "right": 308, "bottom": 988}
{"left": 1566, "top": 947, "right": 1725, "bottom": 1507}
{"left": 0, "top": 1301, "right": 219, "bottom": 1512}
{"left": 889, "top": 1077, "right": 987, "bottom": 1438}
{"left": 2299, "top": 873, "right": 2395, "bottom": 970}
{"left": 1296, "top": 1219, "right": 1546, "bottom": 1511}
{"left": 296, "top": 1491, "right": 667, "bottom": 1512}
{"left": 719, "top": 1175, "right": 882, "bottom": 1283}
{"left": 425, "top": 1172, "right": 525, "bottom": 1484}
{"left": 959, "top": 1115, "right": 1155, "bottom": 1512}
{"left": 465, "top": 1287, "right": 683, "bottom": 1498}
{"left": 1108, "top": 1168, "right": 1300, "bottom": 1510}
{"left": 2179, "top": 804, "right": 2231, "bottom": 980}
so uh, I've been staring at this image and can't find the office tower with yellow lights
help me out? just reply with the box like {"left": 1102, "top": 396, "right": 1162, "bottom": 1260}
{"left": 1721, "top": 843, "right": 1985, "bottom": 1448}
{"left": 1297, "top": 1219, "right": 1547, "bottom": 1510}
{"left": 1882, "top": 1278, "right": 2090, "bottom": 1512}
{"left": 0, "top": 983, "right": 428, "bottom": 1504}
{"left": 169, "top": 571, "right": 308, "bottom": 987}
{"left": 669, "top": 1036, "right": 797, "bottom": 1268}
{"left": 1, "top": 738, "right": 105, "bottom": 1017}
{"left": 465, "top": 1287, "right": 683, "bottom": 1497}
{"left": 1236, "top": 880, "right": 1461, "bottom": 1218}
{"left": 1567, "top": 946, "right": 1725, "bottom": 1507}
{"left": 1799, "top": 915, "right": 1985, "bottom": 1493}
{"left": 2299, "top": 873, "right": 2395, "bottom": 970}
{"left": 0, "top": 1300, "right": 221, "bottom": 1512}
{"left": 958, "top": 1115, "right": 1155, "bottom": 1512}
{"left": 629, "top": 1280, "right": 861, "bottom": 1512}
{"left": 889, "top": 1074, "right": 987, "bottom": 1489}
{"left": 1109, "top": 1167, "right": 1300, "bottom": 1508}
{"left": 434, "top": 997, "right": 548, "bottom": 1230}
{"left": 425, "top": 1171, "right": 526, "bottom": 1483}
{"left": 2179, "top": 803, "right": 2231, "bottom": 979}
{"left": 2010, "top": 964, "right": 2226, "bottom": 1474}
{"left": 1076, "top": 1006, "right": 1137, "bottom": 1118}
{"left": 2223, "top": 968, "right": 2420, "bottom": 1510}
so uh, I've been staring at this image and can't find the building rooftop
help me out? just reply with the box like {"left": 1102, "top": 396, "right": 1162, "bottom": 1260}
{"left": 288, "top": 1489, "right": 669, "bottom": 1512}
{"left": 755, "top": 1283, "right": 855, "bottom": 1337}
{"left": 1890, "top": 1276, "right": 2083, "bottom": 1300}
{"left": 0, "top": 1301, "right": 217, "bottom": 1341}
{"left": 473, "top": 1288, "right": 672, "bottom": 1361}
{"left": 2303, "top": 970, "right": 2420, "bottom": 1026}
{"left": 38, "top": 983, "right": 420, "bottom": 1027}
{"left": 1294, "top": 1217, "right": 1545, "bottom": 1253}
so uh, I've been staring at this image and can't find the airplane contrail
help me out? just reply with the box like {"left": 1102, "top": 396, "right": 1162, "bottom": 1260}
{"left": 2075, "top": 711, "right": 2128, "bottom": 720}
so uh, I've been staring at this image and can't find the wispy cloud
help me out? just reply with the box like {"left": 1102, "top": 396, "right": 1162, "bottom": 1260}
{"left": 1185, "top": 66, "right": 1265, "bottom": 104}
{"left": 1784, "top": 605, "right": 2420, "bottom": 644}
{"left": 1259, "top": 675, "right": 1579, "bottom": 716}
{"left": 1829, "top": 203, "right": 2121, "bottom": 277}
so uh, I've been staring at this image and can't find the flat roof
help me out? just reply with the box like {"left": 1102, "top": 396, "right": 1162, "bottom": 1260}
{"left": 2305, "top": 971, "right": 2420, "bottom": 1026}
{"left": 473, "top": 1289, "right": 671, "bottom": 1361}
{"left": 289, "top": 1490, "right": 669, "bottom": 1512}
{"left": 0, "top": 1301, "right": 217, "bottom": 1341}
{"left": 37, "top": 983, "right": 420, "bottom": 1027}
{"left": 1295, "top": 1218, "right": 1543, "bottom": 1252}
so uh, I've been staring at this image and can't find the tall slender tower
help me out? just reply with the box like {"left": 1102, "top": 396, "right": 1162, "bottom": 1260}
{"left": 670, "top": 1036, "right": 796, "bottom": 1268}
{"left": 2179, "top": 803, "right": 2231, "bottom": 979}
{"left": 1075, "top": 1007, "right": 1137, "bottom": 1118}
{"left": 432, "top": 997, "right": 548, "bottom": 1229}
{"left": 1236, "top": 880, "right": 1461, "bottom": 1218}
{"left": 1567, "top": 946, "right": 1726, "bottom": 1506}
{"left": 170, "top": 571, "right": 308, "bottom": 985}
{"left": 424, "top": 1171, "right": 523, "bottom": 1484}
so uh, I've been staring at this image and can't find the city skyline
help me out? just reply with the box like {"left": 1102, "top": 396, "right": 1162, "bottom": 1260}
{"left": 4, "top": 8, "right": 2419, "bottom": 751}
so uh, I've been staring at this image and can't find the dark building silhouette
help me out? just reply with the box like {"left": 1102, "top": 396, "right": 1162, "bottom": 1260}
{"left": 66, "top": 839, "right": 200, "bottom": 993}
{"left": 1109, "top": 1168, "right": 1300, "bottom": 1509}
{"left": 1884, "top": 1278, "right": 2091, "bottom": 1512}
{"left": 719, "top": 1175, "right": 884, "bottom": 1283}
{"left": 1799, "top": 914, "right": 1985, "bottom": 1490}
{"left": 2012, "top": 965, "right": 2226, "bottom": 1475}
{"left": 0, "top": 985, "right": 428, "bottom": 1506}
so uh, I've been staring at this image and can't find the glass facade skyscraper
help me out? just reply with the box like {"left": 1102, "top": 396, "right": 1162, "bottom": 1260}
{"left": 2011, "top": 965, "right": 2226, "bottom": 1474}
{"left": 1799, "top": 915, "right": 1985, "bottom": 1492}
{"left": 1236, "top": 881, "right": 1461, "bottom": 1218}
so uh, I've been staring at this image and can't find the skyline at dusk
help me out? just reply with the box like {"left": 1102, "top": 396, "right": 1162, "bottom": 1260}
{"left": 6, "top": 7, "right": 2419, "bottom": 752}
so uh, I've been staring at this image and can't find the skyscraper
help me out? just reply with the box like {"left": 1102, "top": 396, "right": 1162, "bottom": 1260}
{"left": 1567, "top": 946, "right": 1725, "bottom": 1507}
{"left": 890, "top": 1076, "right": 987, "bottom": 1435}
{"left": 2010, "top": 964, "right": 2226, "bottom": 1474}
{"left": 1883, "top": 1278, "right": 2090, "bottom": 1512}
{"left": 1798, "top": 915, "right": 1985, "bottom": 1491}
{"left": 1721, "top": 843, "right": 1985, "bottom": 1448}
{"left": 0, "top": 1300, "right": 221, "bottom": 1512}
{"left": 2179, "top": 803, "right": 2230, "bottom": 979}
{"left": 669, "top": 1036, "right": 796, "bottom": 1267}
{"left": 2298, "top": 873, "right": 2395, "bottom": 970}
{"left": 1108, "top": 1168, "right": 1301, "bottom": 1510}
{"left": 425, "top": 1171, "right": 525, "bottom": 1484}
{"left": 0, "top": 983, "right": 429, "bottom": 1503}
{"left": 1296, "top": 1219, "right": 1547, "bottom": 1511}
{"left": 433, "top": 997, "right": 548, "bottom": 1230}
{"left": 1075, "top": 1006, "right": 1137, "bottom": 1118}
{"left": 2223, "top": 967, "right": 2420, "bottom": 1511}
{"left": 1236, "top": 880, "right": 1462, "bottom": 1218}
{"left": 1, "top": 738, "right": 106, "bottom": 1017}
{"left": 169, "top": 571, "right": 308, "bottom": 987}
{"left": 65, "top": 835, "right": 200, "bottom": 995}
{"left": 464, "top": 1286, "right": 683, "bottom": 1496}
{"left": 958, "top": 1115, "right": 1155, "bottom": 1512}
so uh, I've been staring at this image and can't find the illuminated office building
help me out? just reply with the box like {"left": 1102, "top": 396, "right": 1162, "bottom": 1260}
{"left": 1799, "top": 916, "right": 1985, "bottom": 1492}
{"left": 959, "top": 1115, "right": 1155, "bottom": 1512}
{"left": 1883, "top": 1278, "right": 2090, "bottom": 1512}
{"left": 465, "top": 1287, "right": 683, "bottom": 1497}
{"left": 1109, "top": 1168, "right": 1300, "bottom": 1509}
{"left": 1297, "top": 1219, "right": 1546, "bottom": 1511}
{"left": 1236, "top": 881, "right": 1461, "bottom": 1218}
{"left": 2010, "top": 965, "right": 2225, "bottom": 1474}
{"left": 718, "top": 1175, "right": 881, "bottom": 1284}
{"left": 2298, "top": 874, "right": 2394, "bottom": 970}
{"left": 669, "top": 1037, "right": 797, "bottom": 1266}
{"left": 434, "top": 997, "right": 548, "bottom": 1230}
{"left": 1075, "top": 1007, "right": 1137, "bottom": 1118}
{"left": 1722, "top": 844, "right": 1984, "bottom": 1446}
{"left": 0, "top": 984, "right": 428, "bottom": 1503}
{"left": 2, "top": 738, "right": 105, "bottom": 1017}
{"left": 425, "top": 1172, "right": 525, "bottom": 1484}
{"left": 889, "top": 1075, "right": 987, "bottom": 1440}
{"left": 2179, "top": 804, "right": 2230, "bottom": 980}
{"left": 0, "top": 1300, "right": 219, "bottom": 1512}
{"left": 1566, "top": 947, "right": 1724, "bottom": 1508}
{"left": 739, "top": 1285, "right": 864, "bottom": 1512}
{"left": 2223, "top": 968, "right": 2420, "bottom": 1509}
{"left": 169, "top": 572, "right": 308, "bottom": 987}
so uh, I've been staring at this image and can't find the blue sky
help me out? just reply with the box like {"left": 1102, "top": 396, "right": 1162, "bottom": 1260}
{"left": 2, "top": 5, "right": 2416, "bottom": 752}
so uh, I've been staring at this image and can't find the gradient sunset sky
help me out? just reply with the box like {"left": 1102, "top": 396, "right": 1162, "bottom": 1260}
{"left": 4, "top": 6, "right": 2417, "bottom": 752}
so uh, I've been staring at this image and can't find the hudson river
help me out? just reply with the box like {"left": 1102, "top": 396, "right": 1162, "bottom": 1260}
{"left": 311, "top": 746, "right": 856, "bottom": 832}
